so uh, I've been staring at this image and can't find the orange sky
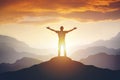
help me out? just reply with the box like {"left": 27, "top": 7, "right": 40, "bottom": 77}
{"left": 0, "top": 0, "right": 120, "bottom": 23}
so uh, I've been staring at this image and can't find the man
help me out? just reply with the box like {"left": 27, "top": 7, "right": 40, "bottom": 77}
{"left": 47, "top": 26, "right": 77, "bottom": 57}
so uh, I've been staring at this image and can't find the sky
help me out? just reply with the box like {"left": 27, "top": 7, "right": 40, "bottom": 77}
{"left": 0, "top": 0, "right": 120, "bottom": 53}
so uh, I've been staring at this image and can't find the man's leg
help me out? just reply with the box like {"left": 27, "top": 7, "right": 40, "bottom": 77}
{"left": 58, "top": 42, "right": 60, "bottom": 56}
{"left": 63, "top": 42, "right": 67, "bottom": 57}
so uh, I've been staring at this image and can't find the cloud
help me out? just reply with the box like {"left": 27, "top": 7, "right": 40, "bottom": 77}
{"left": 106, "top": 1, "right": 120, "bottom": 12}
{"left": 18, "top": 16, "right": 62, "bottom": 24}
{"left": 0, "top": 0, "right": 120, "bottom": 23}
{"left": 63, "top": 9, "right": 120, "bottom": 21}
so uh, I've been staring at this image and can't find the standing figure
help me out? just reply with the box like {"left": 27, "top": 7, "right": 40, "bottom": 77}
{"left": 47, "top": 26, "right": 77, "bottom": 57}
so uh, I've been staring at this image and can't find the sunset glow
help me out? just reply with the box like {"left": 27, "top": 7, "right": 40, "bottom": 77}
{"left": 0, "top": 0, "right": 120, "bottom": 58}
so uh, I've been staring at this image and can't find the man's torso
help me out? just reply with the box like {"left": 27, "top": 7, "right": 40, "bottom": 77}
{"left": 57, "top": 31, "right": 67, "bottom": 42}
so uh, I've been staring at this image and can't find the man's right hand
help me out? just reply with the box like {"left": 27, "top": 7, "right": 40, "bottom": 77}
{"left": 74, "top": 27, "right": 77, "bottom": 29}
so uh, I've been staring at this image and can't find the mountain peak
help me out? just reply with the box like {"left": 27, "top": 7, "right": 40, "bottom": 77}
{"left": 50, "top": 56, "right": 72, "bottom": 62}
{"left": 116, "top": 32, "right": 120, "bottom": 37}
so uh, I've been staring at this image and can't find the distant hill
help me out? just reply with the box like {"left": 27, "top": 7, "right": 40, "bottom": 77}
{"left": 0, "top": 35, "right": 49, "bottom": 53}
{"left": 71, "top": 46, "right": 120, "bottom": 60}
{"left": 80, "top": 53, "right": 120, "bottom": 70}
{"left": 79, "top": 32, "right": 120, "bottom": 49}
{"left": 0, "top": 44, "right": 35, "bottom": 63}
{"left": 0, "top": 57, "right": 42, "bottom": 74}
{"left": 0, "top": 57, "right": 120, "bottom": 80}
{"left": 90, "top": 32, "right": 120, "bottom": 49}
{"left": 71, "top": 32, "right": 120, "bottom": 60}
{"left": 0, "top": 35, "right": 29, "bottom": 52}
{"left": 0, "top": 35, "right": 54, "bottom": 63}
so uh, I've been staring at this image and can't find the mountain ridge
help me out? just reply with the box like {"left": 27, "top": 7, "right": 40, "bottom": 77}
{"left": 84, "top": 32, "right": 120, "bottom": 49}
{"left": 0, "top": 35, "right": 54, "bottom": 63}
{"left": 0, "top": 57, "right": 120, "bottom": 80}
{"left": 71, "top": 32, "right": 120, "bottom": 60}
{"left": 80, "top": 53, "right": 120, "bottom": 70}
{"left": 0, "top": 57, "right": 42, "bottom": 74}
{"left": 71, "top": 46, "right": 120, "bottom": 60}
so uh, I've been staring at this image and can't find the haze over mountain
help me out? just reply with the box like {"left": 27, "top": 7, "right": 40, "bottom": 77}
{"left": 83, "top": 32, "right": 120, "bottom": 49}
{"left": 91, "top": 32, "right": 120, "bottom": 49}
{"left": 0, "top": 57, "right": 42, "bottom": 74}
{"left": 0, "top": 35, "right": 54, "bottom": 63}
{"left": 71, "top": 32, "right": 120, "bottom": 60}
{"left": 0, "top": 57, "right": 120, "bottom": 80}
{"left": 80, "top": 53, "right": 120, "bottom": 70}
{"left": 71, "top": 46, "right": 120, "bottom": 60}
{"left": 0, "top": 35, "right": 30, "bottom": 52}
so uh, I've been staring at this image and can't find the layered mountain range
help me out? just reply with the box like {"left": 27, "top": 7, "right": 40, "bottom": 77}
{"left": 0, "top": 57, "right": 120, "bottom": 80}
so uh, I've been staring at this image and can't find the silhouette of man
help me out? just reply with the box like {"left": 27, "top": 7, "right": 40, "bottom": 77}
{"left": 47, "top": 26, "right": 77, "bottom": 57}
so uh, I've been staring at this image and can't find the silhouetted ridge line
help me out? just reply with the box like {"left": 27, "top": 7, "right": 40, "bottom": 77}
{"left": 0, "top": 57, "right": 120, "bottom": 80}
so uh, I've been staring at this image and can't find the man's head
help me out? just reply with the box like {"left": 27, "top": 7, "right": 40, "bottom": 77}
{"left": 60, "top": 26, "right": 64, "bottom": 31}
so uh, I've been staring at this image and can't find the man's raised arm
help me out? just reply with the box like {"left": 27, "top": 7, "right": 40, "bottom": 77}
{"left": 66, "top": 27, "right": 77, "bottom": 33}
{"left": 46, "top": 27, "right": 58, "bottom": 32}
